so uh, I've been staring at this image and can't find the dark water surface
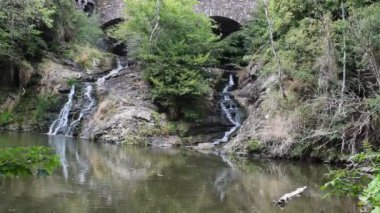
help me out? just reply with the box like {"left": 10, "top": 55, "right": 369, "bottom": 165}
{"left": 0, "top": 132, "right": 358, "bottom": 213}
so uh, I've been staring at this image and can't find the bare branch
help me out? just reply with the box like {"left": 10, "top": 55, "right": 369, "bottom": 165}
{"left": 262, "top": 0, "right": 286, "bottom": 99}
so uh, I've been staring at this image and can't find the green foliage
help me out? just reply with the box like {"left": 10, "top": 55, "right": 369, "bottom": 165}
{"left": 67, "top": 78, "right": 78, "bottom": 87}
{"left": 247, "top": 139, "right": 263, "bottom": 152}
{"left": 0, "top": 0, "right": 102, "bottom": 62}
{"left": 323, "top": 152, "right": 380, "bottom": 212}
{"left": 112, "top": 0, "right": 218, "bottom": 116}
{"left": 322, "top": 169, "right": 367, "bottom": 197}
{"left": 360, "top": 175, "right": 380, "bottom": 211}
{"left": 137, "top": 121, "right": 190, "bottom": 138}
{"left": 124, "top": 135, "right": 149, "bottom": 146}
{"left": 235, "top": 0, "right": 380, "bottom": 91}
{"left": 237, "top": 0, "right": 323, "bottom": 86}
{"left": 64, "top": 45, "right": 111, "bottom": 70}
{"left": 218, "top": 32, "right": 250, "bottom": 66}
{"left": 366, "top": 96, "right": 380, "bottom": 114}
{"left": 0, "top": 111, "right": 13, "bottom": 125}
{"left": 0, "top": 0, "right": 55, "bottom": 60}
{"left": 0, "top": 146, "right": 59, "bottom": 176}
{"left": 41, "top": 0, "right": 102, "bottom": 52}
{"left": 34, "top": 96, "right": 60, "bottom": 121}
{"left": 229, "top": 0, "right": 380, "bottom": 159}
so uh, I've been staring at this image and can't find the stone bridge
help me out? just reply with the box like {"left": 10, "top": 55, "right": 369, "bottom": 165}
{"left": 195, "top": 0, "right": 256, "bottom": 25}
{"left": 76, "top": 0, "right": 256, "bottom": 35}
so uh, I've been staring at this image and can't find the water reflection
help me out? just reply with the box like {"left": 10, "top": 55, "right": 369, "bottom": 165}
{"left": 0, "top": 132, "right": 359, "bottom": 213}
{"left": 48, "top": 136, "right": 90, "bottom": 183}
{"left": 214, "top": 154, "right": 240, "bottom": 201}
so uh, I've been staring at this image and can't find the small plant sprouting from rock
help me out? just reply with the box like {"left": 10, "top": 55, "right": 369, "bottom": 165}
{"left": 67, "top": 78, "right": 78, "bottom": 87}
{"left": 247, "top": 139, "right": 264, "bottom": 153}
{"left": 0, "top": 111, "right": 13, "bottom": 126}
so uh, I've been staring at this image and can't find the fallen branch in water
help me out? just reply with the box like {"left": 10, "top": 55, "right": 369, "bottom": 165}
{"left": 273, "top": 186, "right": 307, "bottom": 207}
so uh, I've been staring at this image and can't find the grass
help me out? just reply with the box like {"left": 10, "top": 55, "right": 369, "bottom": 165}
{"left": 0, "top": 111, "right": 13, "bottom": 126}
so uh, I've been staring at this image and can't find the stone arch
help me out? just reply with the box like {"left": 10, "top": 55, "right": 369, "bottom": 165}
{"left": 96, "top": 0, "right": 125, "bottom": 29}
{"left": 195, "top": 0, "right": 256, "bottom": 25}
{"left": 211, "top": 16, "right": 241, "bottom": 38}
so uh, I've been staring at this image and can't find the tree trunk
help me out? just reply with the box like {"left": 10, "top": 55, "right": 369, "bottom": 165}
{"left": 262, "top": 0, "right": 286, "bottom": 99}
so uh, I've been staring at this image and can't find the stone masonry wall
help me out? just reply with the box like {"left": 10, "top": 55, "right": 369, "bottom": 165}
{"left": 195, "top": 0, "right": 256, "bottom": 24}
{"left": 96, "top": 0, "right": 256, "bottom": 28}
{"left": 96, "top": 0, "right": 125, "bottom": 27}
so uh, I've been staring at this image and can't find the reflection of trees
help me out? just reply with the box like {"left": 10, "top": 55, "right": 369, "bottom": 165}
{"left": 0, "top": 133, "right": 359, "bottom": 213}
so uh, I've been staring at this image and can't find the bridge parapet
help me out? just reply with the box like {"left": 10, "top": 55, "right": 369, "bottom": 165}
{"left": 195, "top": 0, "right": 256, "bottom": 24}
{"left": 93, "top": 0, "right": 255, "bottom": 28}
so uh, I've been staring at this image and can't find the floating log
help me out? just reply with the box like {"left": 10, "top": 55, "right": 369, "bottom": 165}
{"left": 273, "top": 186, "right": 307, "bottom": 207}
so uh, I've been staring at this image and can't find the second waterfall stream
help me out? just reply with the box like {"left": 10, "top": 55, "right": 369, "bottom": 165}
{"left": 48, "top": 59, "right": 126, "bottom": 136}
{"left": 214, "top": 74, "right": 242, "bottom": 145}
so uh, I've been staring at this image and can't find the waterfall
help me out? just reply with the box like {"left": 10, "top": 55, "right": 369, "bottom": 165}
{"left": 214, "top": 74, "right": 241, "bottom": 145}
{"left": 65, "top": 83, "right": 95, "bottom": 136}
{"left": 48, "top": 85, "right": 76, "bottom": 135}
{"left": 48, "top": 57, "right": 126, "bottom": 137}
{"left": 97, "top": 59, "right": 124, "bottom": 85}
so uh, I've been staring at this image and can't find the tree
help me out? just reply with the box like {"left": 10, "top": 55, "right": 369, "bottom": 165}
{"left": 323, "top": 153, "right": 380, "bottom": 212}
{"left": 262, "top": 0, "right": 286, "bottom": 99}
{"left": 112, "top": 0, "right": 218, "bottom": 119}
{"left": 0, "top": 0, "right": 102, "bottom": 61}
{"left": 0, "top": 0, "right": 55, "bottom": 60}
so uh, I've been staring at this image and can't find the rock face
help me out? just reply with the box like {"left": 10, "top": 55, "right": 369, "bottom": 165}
{"left": 220, "top": 63, "right": 277, "bottom": 155}
{"left": 81, "top": 63, "right": 159, "bottom": 143}
{"left": 85, "top": 54, "right": 116, "bottom": 75}
{"left": 0, "top": 61, "right": 35, "bottom": 89}
{"left": 38, "top": 59, "right": 84, "bottom": 96}
{"left": 79, "top": 63, "right": 229, "bottom": 146}
{"left": 0, "top": 58, "right": 86, "bottom": 132}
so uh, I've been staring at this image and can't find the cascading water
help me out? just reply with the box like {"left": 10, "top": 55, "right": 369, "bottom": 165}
{"left": 48, "top": 85, "right": 76, "bottom": 135}
{"left": 65, "top": 83, "right": 96, "bottom": 136}
{"left": 97, "top": 59, "right": 124, "bottom": 85}
{"left": 48, "top": 58, "right": 126, "bottom": 137}
{"left": 214, "top": 74, "right": 241, "bottom": 145}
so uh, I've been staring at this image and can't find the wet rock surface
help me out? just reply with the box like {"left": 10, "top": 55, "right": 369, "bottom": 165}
{"left": 80, "top": 63, "right": 160, "bottom": 143}
{"left": 220, "top": 64, "right": 276, "bottom": 155}
{"left": 0, "top": 58, "right": 84, "bottom": 132}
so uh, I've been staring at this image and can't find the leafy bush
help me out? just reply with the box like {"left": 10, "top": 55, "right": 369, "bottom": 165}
{"left": 0, "top": 0, "right": 102, "bottom": 62}
{"left": 323, "top": 152, "right": 380, "bottom": 212}
{"left": 360, "top": 175, "right": 380, "bottom": 212}
{"left": 0, "top": 146, "right": 59, "bottom": 176}
{"left": 0, "top": 111, "right": 13, "bottom": 125}
{"left": 64, "top": 45, "right": 111, "bottom": 70}
{"left": 34, "top": 96, "right": 60, "bottom": 121}
{"left": 0, "top": 0, "right": 55, "bottom": 60}
{"left": 137, "top": 121, "right": 190, "bottom": 137}
{"left": 112, "top": 0, "right": 218, "bottom": 118}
